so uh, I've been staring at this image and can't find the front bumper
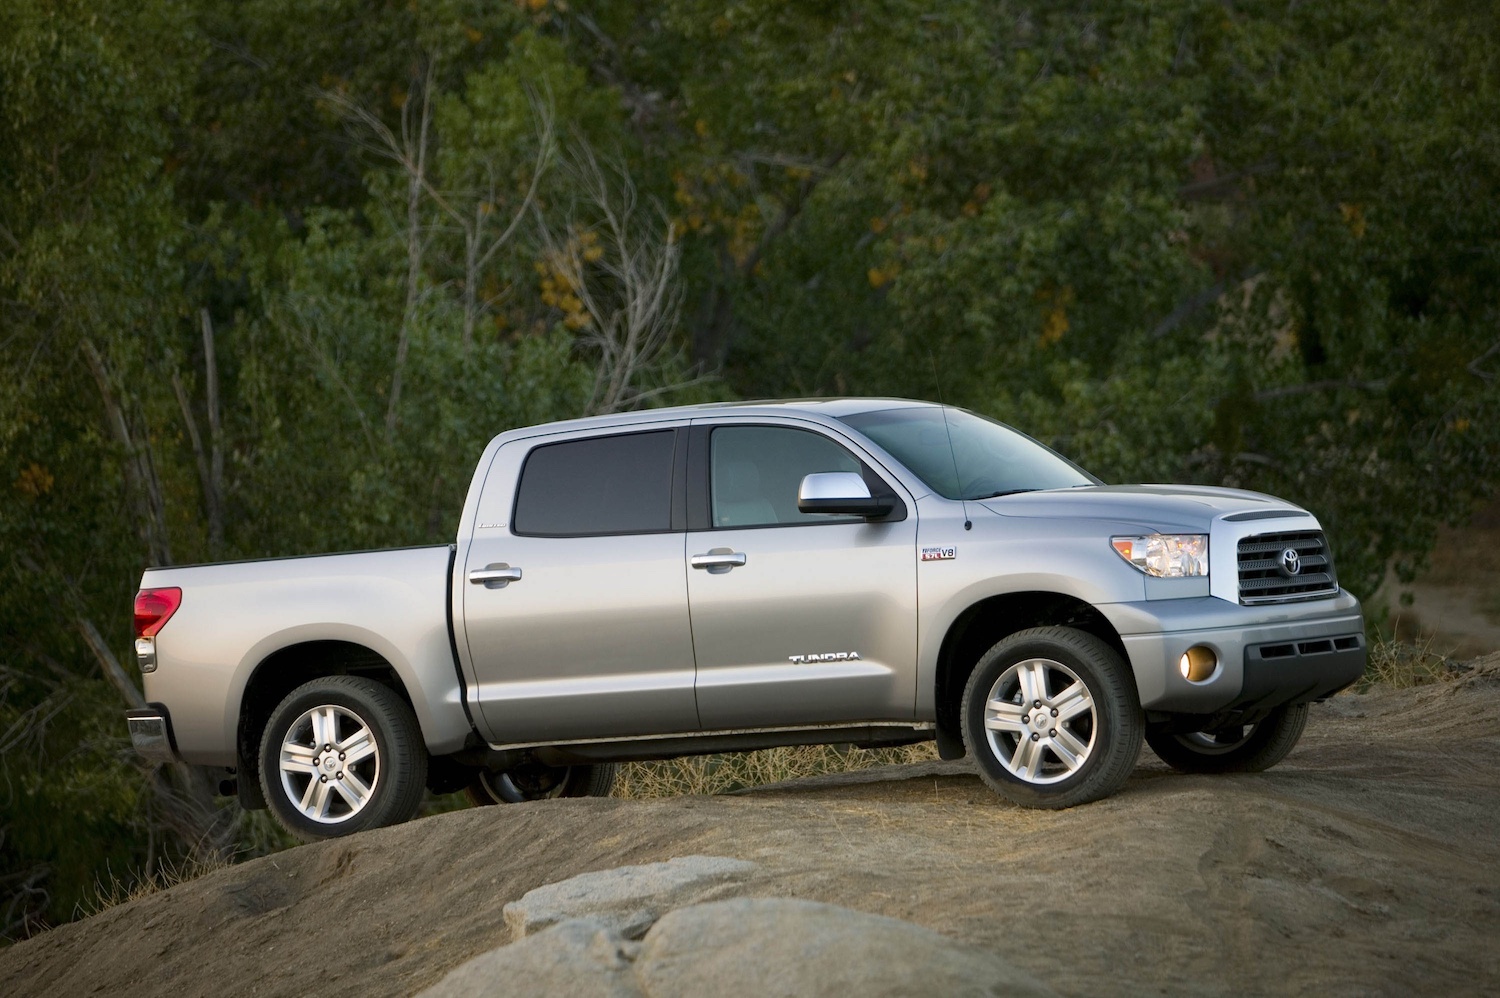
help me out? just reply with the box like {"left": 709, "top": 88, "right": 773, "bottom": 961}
{"left": 126, "top": 705, "right": 181, "bottom": 765}
{"left": 1101, "top": 590, "right": 1366, "bottom": 714}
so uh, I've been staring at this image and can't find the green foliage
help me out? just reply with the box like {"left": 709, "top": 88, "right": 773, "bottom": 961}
{"left": 2, "top": 0, "right": 1497, "bottom": 933}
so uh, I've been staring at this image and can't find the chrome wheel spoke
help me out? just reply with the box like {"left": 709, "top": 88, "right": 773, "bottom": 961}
{"left": 340, "top": 727, "right": 377, "bottom": 765}
{"left": 1051, "top": 728, "right": 1090, "bottom": 772}
{"left": 281, "top": 743, "right": 318, "bottom": 775}
{"left": 985, "top": 699, "right": 1028, "bottom": 734}
{"left": 1016, "top": 661, "right": 1048, "bottom": 705}
{"left": 310, "top": 778, "right": 333, "bottom": 819}
{"left": 1010, "top": 735, "right": 1045, "bottom": 779}
{"left": 309, "top": 706, "right": 337, "bottom": 749}
{"left": 298, "top": 772, "right": 321, "bottom": 812}
{"left": 334, "top": 771, "right": 371, "bottom": 811}
{"left": 1053, "top": 682, "right": 1092, "bottom": 724}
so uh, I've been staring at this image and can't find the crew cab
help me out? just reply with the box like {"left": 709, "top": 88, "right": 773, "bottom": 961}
{"left": 127, "top": 400, "right": 1366, "bottom": 839}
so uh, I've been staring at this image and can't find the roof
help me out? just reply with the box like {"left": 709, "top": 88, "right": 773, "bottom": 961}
{"left": 499, "top": 397, "right": 941, "bottom": 438}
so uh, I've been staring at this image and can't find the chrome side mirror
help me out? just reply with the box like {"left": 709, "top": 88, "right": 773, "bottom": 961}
{"left": 797, "top": 472, "right": 892, "bottom": 517}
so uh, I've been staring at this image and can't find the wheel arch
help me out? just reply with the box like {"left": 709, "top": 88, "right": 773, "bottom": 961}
{"left": 236, "top": 640, "right": 415, "bottom": 808}
{"left": 933, "top": 591, "right": 1131, "bottom": 758}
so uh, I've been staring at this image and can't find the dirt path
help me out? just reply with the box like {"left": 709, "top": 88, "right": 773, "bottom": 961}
{"left": 4, "top": 669, "right": 1499, "bottom": 997}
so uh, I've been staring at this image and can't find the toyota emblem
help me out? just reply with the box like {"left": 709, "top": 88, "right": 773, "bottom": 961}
{"left": 1279, "top": 547, "right": 1302, "bottom": 577}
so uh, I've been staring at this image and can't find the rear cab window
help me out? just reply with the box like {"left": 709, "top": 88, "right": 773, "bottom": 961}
{"left": 512, "top": 430, "right": 677, "bottom": 536}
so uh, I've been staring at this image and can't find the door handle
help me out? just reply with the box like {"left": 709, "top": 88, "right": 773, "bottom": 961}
{"left": 691, "top": 550, "right": 747, "bottom": 573}
{"left": 469, "top": 564, "right": 522, "bottom": 588}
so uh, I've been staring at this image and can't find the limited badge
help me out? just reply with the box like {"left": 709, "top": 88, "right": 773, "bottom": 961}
{"left": 921, "top": 545, "right": 957, "bottom": 562}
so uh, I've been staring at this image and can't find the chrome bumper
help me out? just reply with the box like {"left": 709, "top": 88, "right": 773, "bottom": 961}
{"left": 126, "top": 706, "right": 180, "bottom": 765}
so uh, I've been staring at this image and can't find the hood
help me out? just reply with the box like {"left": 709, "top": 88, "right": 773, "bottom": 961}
{"left": 978, "top": 484, "right": 1307, "bottom": 533}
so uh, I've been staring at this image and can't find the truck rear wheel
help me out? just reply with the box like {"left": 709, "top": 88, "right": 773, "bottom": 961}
{"left": 465, "top": 762, "right": 616, "bottom": 805}
{"left": 259, "top": 676, "right": 428, "bottom": 841}
{"left": 960, "top": 627, "right": 1143, "bottom": 809}
{"left": 1146, "top": 703, "right": 1309, "bottom": 774}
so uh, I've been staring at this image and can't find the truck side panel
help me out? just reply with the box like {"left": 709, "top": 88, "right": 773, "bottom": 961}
{"left": 142, "top": 545, "right": 472, "bottom": 766}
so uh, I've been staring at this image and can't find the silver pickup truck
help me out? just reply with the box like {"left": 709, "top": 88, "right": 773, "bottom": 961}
{"left": 127, "top": 399, "right": 1365, "bottom": 840}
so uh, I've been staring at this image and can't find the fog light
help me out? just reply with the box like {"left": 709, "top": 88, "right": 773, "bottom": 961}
{"left": 1178, "top": 645, "right": 1217, "bottom": 682}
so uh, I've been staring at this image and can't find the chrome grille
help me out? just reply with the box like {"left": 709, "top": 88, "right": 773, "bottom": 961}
{"left": 1237, "top": 530, "right": 1339, "bottom": 604}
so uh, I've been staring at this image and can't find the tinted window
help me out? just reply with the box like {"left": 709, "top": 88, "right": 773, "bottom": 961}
{"left": 711, "top": 426, "right": 863, "bottom": 528}
{"left": 513, "top": 430, "right": 676, "bottom": 536}
{"left": 839, "top": 407, "right": 1095, "bottom": 500}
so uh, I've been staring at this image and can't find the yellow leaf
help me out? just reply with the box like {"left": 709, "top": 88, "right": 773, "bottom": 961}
{"left": 14, "top": 463, "right": 54, "bottom": 497}
{"left": 1339, "top": 203, "right": 1367, "bottom": 240}
{"left": 1040, "top": 305, "right": 1068, "bottom": 346}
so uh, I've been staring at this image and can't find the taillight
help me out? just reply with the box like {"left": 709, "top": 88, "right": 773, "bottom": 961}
{"left": 134, "top": 588, "right": 182, "bottom": 638}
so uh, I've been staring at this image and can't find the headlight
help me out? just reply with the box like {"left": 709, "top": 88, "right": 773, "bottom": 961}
{"left": 1111, "top": 534, "right": 1208, "bottom": 578}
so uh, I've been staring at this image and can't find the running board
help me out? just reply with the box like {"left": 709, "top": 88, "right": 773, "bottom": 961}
{"left": 486, "top": 722, "right": 936, "bottom": 766}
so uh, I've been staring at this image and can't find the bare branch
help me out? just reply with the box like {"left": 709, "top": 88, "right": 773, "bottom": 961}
{"left": 75, "top": 616, "right": 148, "bottom": 712}
{"left": 314, "top": 62, "right": 441, "bottom": 442}
{"left": 170, "top": 367, "right": 216, "bottom": 545}
{"left": 462, "top": 90, "right": 556, "bottom": 351}
{"left": 201, "top": 310, "right": 225, "bottom": 553}
{"left": 79, "top": 339, "right": 172, "bottom": 566}
{"left": 543, "top": 141, "right": 687, "bottom": 416}
{"left": 1468, "top": 340, "right": 1499, "bottom": 383}
{"left": 385, "top": 60, "right": 438, "bottom": 441}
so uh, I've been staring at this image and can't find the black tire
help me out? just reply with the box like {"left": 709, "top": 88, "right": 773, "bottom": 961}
{"left": 1146, "top": 703, "right": 1309, "bottom": 774}
{"left": 259, "top": 675, "right": 428, "bottom": 842}
{"left": 465, "top": 762, "right": 617, "bottom": 806}
{"left": 961, "top": 627, "right": 1143, "bottom": 809}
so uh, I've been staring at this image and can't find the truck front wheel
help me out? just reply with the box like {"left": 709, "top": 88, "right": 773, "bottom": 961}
{"left": 259, "top": 676, "right": 428, "bottom": 841}
{"left": 960, "top": 627, "right": 1143, "bottom": 809}
{"left": 465, "top": 762, "right": 616, "bottom": 805}
{"left": 1145, "top": 703, "right": 1309, "bottom": 774}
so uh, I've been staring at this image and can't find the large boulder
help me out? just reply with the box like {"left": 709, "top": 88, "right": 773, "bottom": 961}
{"left": 503, "top": 855, "right": 760, "bottom": 940}
{"left": 423, "top": 919, "right": 640, "bottom": 998}
{"left": 423, "top": 897, "right": 1054, "bottom": 997}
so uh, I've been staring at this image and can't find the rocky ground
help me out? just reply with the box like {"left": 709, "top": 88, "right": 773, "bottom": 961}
{"left": 4, "top": 658, "right": 1499, "bottom": 997}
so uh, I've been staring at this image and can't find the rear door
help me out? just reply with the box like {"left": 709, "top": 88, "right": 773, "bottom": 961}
{"left": 684, "top": 419, "right": 919, "bottom": 729}
{"left": 461, "top": 426, "right": 699, "bottom": 744}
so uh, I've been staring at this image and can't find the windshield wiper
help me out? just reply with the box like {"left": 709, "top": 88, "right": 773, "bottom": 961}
{"left": 970, "top": 488, "right": 1038, "bottom": 500}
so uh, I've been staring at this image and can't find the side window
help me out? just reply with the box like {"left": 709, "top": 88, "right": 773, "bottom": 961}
{"left": 513, "top": 430, "right": 675, "bottom": 536}
{"left": 711, "top": 426, "right": 864, "bottom": 528}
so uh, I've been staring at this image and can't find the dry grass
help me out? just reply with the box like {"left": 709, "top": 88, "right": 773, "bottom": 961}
{"left": 78, "top": 853, "right": 236, "bottom": 919}
{"left": 1361, "top": 633, "right": 1462, "bottom": 689}
{"left": 612, "top": 742, "right": 940, "bottom": 799}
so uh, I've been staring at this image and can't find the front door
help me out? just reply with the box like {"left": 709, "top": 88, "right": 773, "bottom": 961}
{"left": 461, "top": 427, "right": 699, "bottom": 744}
{"left": 685, "top": 421, "right": 919, "bottom": 729}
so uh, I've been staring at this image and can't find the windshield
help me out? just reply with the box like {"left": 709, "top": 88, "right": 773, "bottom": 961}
{"left": 839, "top": 406, "right": 1098, "bottom": 500}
